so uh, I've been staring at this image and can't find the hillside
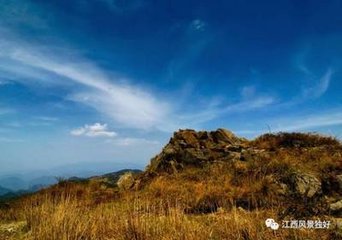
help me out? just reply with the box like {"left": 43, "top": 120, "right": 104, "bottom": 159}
{"left": 138, "top": 129, "right": 342, "bottom": 217}
{"left": 0, "top": 129, "right": 341, "bottom": 239}
{"left": 0, "top": 186, "right": 11, "bottom": 196}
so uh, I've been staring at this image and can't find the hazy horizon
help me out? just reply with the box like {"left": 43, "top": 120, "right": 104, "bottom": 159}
{"left": 1, "top": 0, "right": 342, "bottom": 175}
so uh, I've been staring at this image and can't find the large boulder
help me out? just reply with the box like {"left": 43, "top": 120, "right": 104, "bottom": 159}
{"left": 117, "top": 172, "right": 135, "bottom": 190}
{"left": 292, "top": 173, "right": 322, "bottom": 198}
{"left": 330, "top": 200, "right": 342, "bottom": 214}
{"left": 211, "top": 128, "right": 241, "bottom": 144}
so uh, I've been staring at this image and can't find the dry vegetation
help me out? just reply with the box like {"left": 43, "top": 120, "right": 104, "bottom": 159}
{"left": 0, "top": 132, "right": 341, "bottom": 239}
{"left": 0, "top": 189, "right": 336, "bottom": 240}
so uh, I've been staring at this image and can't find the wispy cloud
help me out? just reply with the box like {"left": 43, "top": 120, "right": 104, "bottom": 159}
{"left": 71, "top": 123, "right": 117, "bottom": 138}
{"left": 0, "top": 32, "right": 273, "bottom": 131}
{"left": 179, "top": 96, "right": 275, "bottom": 127}
{"left": 0, "top": 36, "right": 172, "bottom": 130}
{"left": 166, "top": 19, "right": 211, "bottom": 83}
{"left": 0, "top": 24, "right": 279, "bottom": 132}
{"left": 295, "top": 50, "right": 334, "bottom": 100}
{"left": 302, "top": 68, "right": 333, "bottom": 99}
{"left": 271, "top": 110, "right": 342, "bottom": 132}
{"left": 190, "top": 19, "right": 207, "bottom": 32}
{"left": 224, "top": 96, "right": 274, "bottom": 112}
{"left": 237, "top": 109, "right": 342, "bottom": 137}
{"left": 34, "top": 116, "right": 59, "bottom": 122}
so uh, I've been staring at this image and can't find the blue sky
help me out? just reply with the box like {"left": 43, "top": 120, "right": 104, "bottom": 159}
{"left": 0, "top": 0, "right": 341, "bottom": 175}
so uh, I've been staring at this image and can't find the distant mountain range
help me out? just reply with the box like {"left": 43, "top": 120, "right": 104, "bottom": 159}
{"left": 0, "top": 168, "right": 142, "bottom": 199}
{"left": 0, "top": 185, "right": 11, "bottom": 195}
{"left": 0, "top": 161, "right": 144, "bottom": 191}
{"left": 0, "top": 175, "right": 58, "bottom": 192}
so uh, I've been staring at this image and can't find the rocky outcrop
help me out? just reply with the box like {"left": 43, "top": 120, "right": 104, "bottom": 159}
{"left": 147, "top": 129, "right": 249, "bottom": 173}
{"left": 140, "top": 128, "right": 342, "bottom": 216}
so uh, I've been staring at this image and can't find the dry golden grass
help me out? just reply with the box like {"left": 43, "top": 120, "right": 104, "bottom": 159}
{"left": 1, "top": 162, "right": 339, "bottom": 240}
{"left": 0, "top": 132, "right": 341, "bottom": 239}
{"left": 0, "top": 191, "right": 336, "bottom": 240}
{"left": 251, "top": 132, "right": 340, "bottom": 149}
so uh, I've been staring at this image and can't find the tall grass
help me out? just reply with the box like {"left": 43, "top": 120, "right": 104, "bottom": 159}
{"left": 0, "top": 189, "right": 333, "bottom": 240}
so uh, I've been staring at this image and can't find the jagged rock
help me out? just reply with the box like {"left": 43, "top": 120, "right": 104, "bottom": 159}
{"left": 330, "top": 200, "right": 342, "bottom": 213}
{"left": 171, "top": 129, "right": 199, "bottom": 148}
{"left": 117, "top": 172, "right": 135, "bottom": 190}
{"left": 147, "top": 128, "right": 245, "bottom": 172}
{"left": 211, "top": 128, "right": 240, "bottom": 144}
{"left": 293, "top": 173, "right": 321, "bottom": 198}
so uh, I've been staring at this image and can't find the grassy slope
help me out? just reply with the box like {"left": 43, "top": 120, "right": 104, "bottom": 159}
{"left": 0, "top": 132, "right": 341, "bottom": 239}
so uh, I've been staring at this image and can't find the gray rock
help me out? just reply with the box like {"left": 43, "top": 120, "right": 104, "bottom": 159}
{"left": 117, "top": 172, "right": 135, "bottom": 190}
{"left": 293, "top": 173, "right": 321, "bottom": 198}
{"left": 330, "top": 200, "right": 342, "bottom": 212}
{"left": 211, "top": 128, "right": 240, "bottom": 144}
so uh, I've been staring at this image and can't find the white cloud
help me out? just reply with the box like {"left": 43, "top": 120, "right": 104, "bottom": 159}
{"left": 295, "top": 49, "right": 333, "bottom": 100}
{"left": 272, "top": 110, "right": 342, "bottom": 132}
{"left": 34, "top": 116, "right": 59, "bottom": 121}
{"left": 191, "top": 19, "right": 206, "bottom": 31}
{"left": 71, "top": 123, "right": 117, "bottom": 138}
{"left": 303, "top": 68, "right": 333, "bottom": 99}
{"left": 224, "top": 96, "right": 274, "bottom": 112}
{"left": 177, "top": 96, "right": 275, "bottom": 128}
{"left": 0, "top": 28, "right": 277, "bottom": 132}
{"left": 237, "top": 109, "right": 342, "bottom": 137}
{"left": 0, "top": 37, "right": 172, "bottom": 130}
